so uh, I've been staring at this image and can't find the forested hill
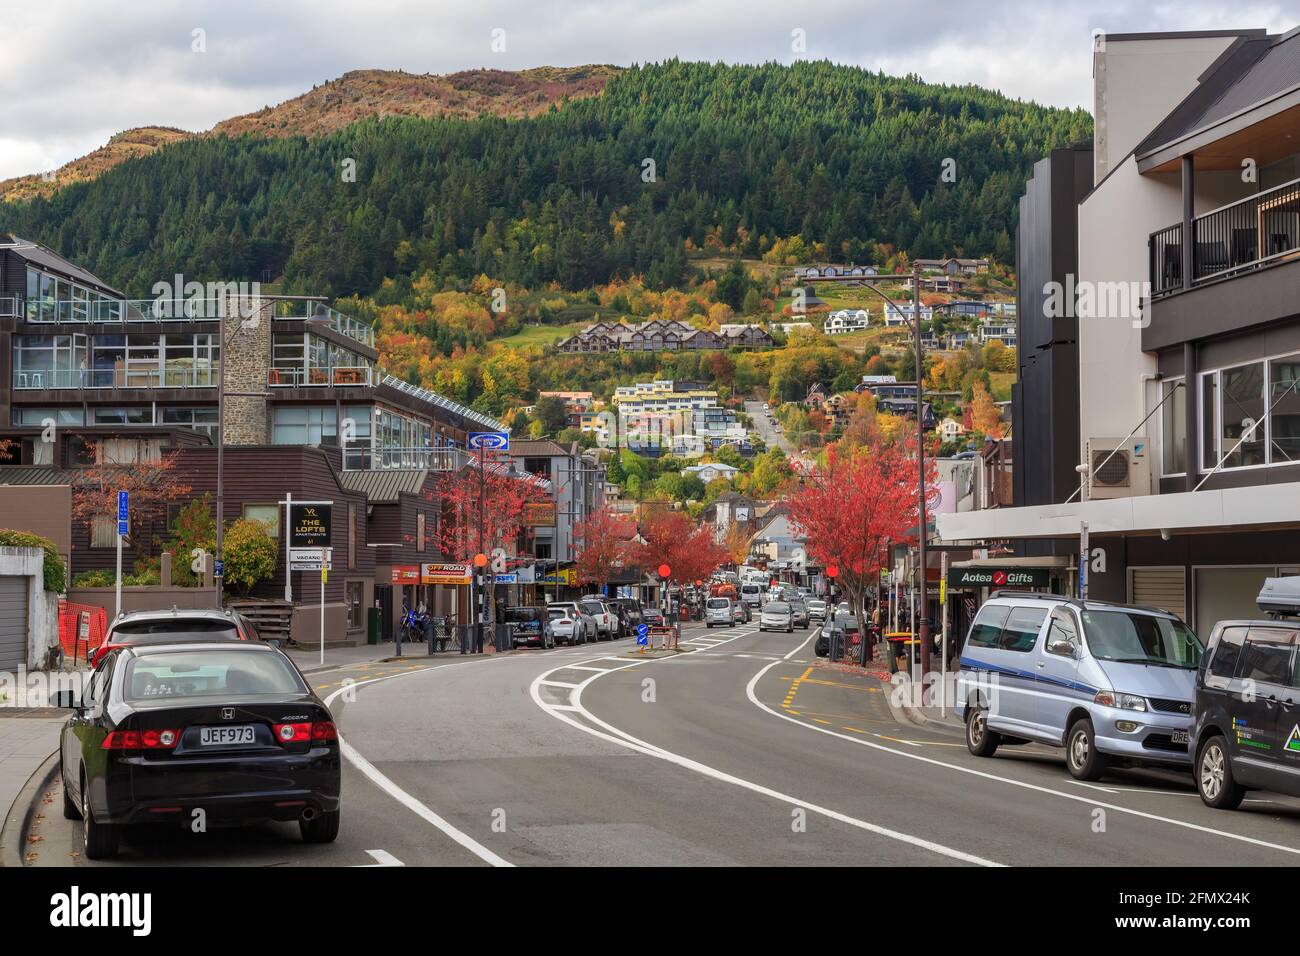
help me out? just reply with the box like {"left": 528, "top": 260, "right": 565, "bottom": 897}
{"left": 0, "top": 60, "right": 1091, "bottom": 299}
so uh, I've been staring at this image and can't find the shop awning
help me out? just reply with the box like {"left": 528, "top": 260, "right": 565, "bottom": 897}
{"left": 936, "top": 480, "right": 1300, "bottom": 543}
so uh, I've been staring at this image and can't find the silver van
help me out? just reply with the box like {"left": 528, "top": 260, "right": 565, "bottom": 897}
{"left": 705, "top": 597, "right": 735, "bottom": 628}
{"left": 956, "top": 592, "right": 1204, "bottom": 780}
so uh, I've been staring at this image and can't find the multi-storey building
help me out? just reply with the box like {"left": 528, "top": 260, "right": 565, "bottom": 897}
{"left": 942, "top": 26, "right": 1300, "bottom": 635}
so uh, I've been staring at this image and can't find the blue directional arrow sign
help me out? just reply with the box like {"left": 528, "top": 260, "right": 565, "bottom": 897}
{"left": 636, "top": 623, "right": 649, "bottom": 646}
{"left": 468, "top": 431, "right": 510, "bottom": 451}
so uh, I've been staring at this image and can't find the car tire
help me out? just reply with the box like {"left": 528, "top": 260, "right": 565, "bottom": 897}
{"left": 1065, "top": 718, "right": 1109, "bottom": 781}
{"left": 81, "top": 778, "right": 119, "bottom": 860}
{"left": 61, "top": 760, "right": 80, "bottom": 821}
{"left": 965, "top": 704, "right": 1000, "bottom": 758}
{"left": 300, "top": 809, "right": 341, "bottom": 844}
{"left": 1196, "top": 734, "right": 1244, "bottom": 810}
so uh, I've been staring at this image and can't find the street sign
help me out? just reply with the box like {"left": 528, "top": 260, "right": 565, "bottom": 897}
{"left": 117, "top": 490, "right": 129, "bottom": 520}
{"left": 291, "top": 547, "right": 333, "bottom": 572}
{"left": 468, "top": 431, "right": 510, "bottom": 451}
{"left": 214, "top": 560, "right": 224, "bottom": 578}
{"left": 637, "top": 623, "right": 649, "bottom": 646}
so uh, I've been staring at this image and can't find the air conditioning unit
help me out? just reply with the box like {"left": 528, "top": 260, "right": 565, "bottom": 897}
{"left": 1085, "top": 437, "right": 1151, "bottom": 500}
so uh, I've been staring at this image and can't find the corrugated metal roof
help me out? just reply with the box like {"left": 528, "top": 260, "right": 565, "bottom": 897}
{"left": 0, "top": 466, "right": 78, "bottom": 486}
{"left": 337, "top": 469, "right": 430, "bottom": 502}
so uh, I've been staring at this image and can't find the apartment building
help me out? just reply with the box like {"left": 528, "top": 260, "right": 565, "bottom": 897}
{"left": 942, "top": 26, "right": 1300, "bottom": 635}
{"left": 824, "top": 309, "right": 870, "bottom": 334}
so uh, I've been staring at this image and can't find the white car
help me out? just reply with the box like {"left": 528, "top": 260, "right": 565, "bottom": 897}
{"left": 579, "top": 598, "right": 620, "bottom": 639}
{"left": 739, "top": 583, "right": 765, "bottom": 607}
{"left": 547, "top": 603, "right": 593, "bottom": 645}
{"left": 759, "top": 601, "right": 794, "bottom": 633}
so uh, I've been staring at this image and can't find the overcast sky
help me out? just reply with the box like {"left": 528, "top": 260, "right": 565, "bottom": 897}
{"left": 1, "top": 0, "right": 1296, "bottom": 180}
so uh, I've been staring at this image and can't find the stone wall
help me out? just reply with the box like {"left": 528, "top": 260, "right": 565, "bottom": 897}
{"left": 222, "top": 294, "right": 275, "bottom": 446}
{"left": 0, "top": 547, "right": 59, "bottom": 669}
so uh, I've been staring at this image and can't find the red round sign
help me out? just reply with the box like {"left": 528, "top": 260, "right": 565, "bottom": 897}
{"left": 992, "top": 570, "right": 1007, "bottom": 586}
{"left": 658, "top": 563, "right": 671, "bottom": 578}
{"left": 826, "top": 564, "right": 838, "bottom": 578}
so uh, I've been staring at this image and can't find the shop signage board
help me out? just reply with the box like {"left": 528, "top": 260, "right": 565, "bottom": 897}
{"left": 288, "top": 503, "right": 332, "bottom": 548}
{"left": 523, "top": 502, "right": 557, "bottom": 527}
{"left": 421, "top": 563, "right": 471, "bottom": 585}
{"left": 946, "top": 566, "right": 1051, "bottom": 589}
{"left": 391, "top": 565, "right": 420, "bottom": 585}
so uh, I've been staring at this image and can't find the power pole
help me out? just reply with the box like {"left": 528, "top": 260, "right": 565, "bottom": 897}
{"left": 913, "top": 260, "right": 932, "bottom": 686}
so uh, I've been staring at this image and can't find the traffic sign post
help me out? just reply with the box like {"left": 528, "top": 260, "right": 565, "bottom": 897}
{"left": 115, "top": 490, "right": 128, "bottom": 619}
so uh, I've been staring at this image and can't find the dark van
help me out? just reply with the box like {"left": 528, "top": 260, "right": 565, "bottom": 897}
{"left": 505, "top": 606, "right": 551, "bottom": 650}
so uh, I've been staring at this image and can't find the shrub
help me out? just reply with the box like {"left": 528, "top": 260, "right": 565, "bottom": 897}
{"left": 72, "top": 569, "right": 115, "bottom": 588}
{"left": 0, "top": 529, "right": 67, "bottom": 592}
{"left": 221, "top": 519, "right": 279, "bottom": 596}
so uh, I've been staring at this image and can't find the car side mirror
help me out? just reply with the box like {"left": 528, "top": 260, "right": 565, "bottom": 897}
{"left": 53, "top": 690, "right": 80, "bottom": 709}
{"left": 1047, "top": 639, "right": 1077, "bottom": 658}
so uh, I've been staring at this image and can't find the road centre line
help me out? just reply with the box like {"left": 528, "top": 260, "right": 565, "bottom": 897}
{"left": 743, "top": 655, "right": 1300, "bottom": 859}
{"left": 528, "top": 633, "right": 1002, "bottom": 867}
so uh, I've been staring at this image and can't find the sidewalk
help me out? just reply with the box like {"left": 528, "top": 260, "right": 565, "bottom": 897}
{"left": 285, "top": 639, "right": 510, "bottom": 674}
{"left": 0, "top": 714, "right": 63, "bottom": 866}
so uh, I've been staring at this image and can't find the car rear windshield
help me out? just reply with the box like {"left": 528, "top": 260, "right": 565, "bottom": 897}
{"left": 764, "top": 602, "right": 790, "bottom": 612}
{"left": 1080, "top": 610, "right": 1203, "bottom": 669}
{"left": 506, "top": 607, "right": 542, "bottom": 622}
{"left": 124, "top": 650, "right": 305, "bottom": 700}
{"left": 113, "top": 619, "right": 239, "bottom": 638}
{"left": 707, "top": 599, "right": 730, "bottom": 608}
{"left": 547, "top": 607, "right": 571, "bottom": 618}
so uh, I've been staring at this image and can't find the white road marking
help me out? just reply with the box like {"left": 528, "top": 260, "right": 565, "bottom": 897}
{"left": 358, "top": 849, "right": 404, "bottom": 867}
{"left": 528, "top": 633, "right": 1001, "bottom": 868}
{"left": 323, "top": 664, "right": 515, "bottom": 868}
{"left": 743, "top": 657, "right": 1300, "bottom": 859}
{"left": 539, "top": 679, "right": 580, "bottom": 689}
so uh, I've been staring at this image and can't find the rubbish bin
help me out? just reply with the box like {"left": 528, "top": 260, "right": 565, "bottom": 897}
{"left": 366, "top": 607, "right": 381, "bottom": 646}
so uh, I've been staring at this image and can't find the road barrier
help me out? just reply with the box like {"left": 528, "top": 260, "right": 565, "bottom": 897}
{"left": 58, "top": 601, "right": 107, "bottom": 666}
{"left": 650, "top": 624, "right": 679, "bottom": 651}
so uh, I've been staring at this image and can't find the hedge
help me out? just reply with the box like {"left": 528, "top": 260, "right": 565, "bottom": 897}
{"left": 0, "top": 529, "right": 67, "bottom": 592}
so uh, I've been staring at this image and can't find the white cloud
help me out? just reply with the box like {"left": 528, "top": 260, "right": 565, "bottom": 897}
{"left": 0, "top": 0, "right": 1295, "bottom": 180}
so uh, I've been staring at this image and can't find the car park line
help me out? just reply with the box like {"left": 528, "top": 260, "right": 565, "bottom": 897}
{"left": 743, "top": 656, "right": 1300, "bottom": 859}
{"left": 529, "top": 634, "right": 1003, "bottom": 867}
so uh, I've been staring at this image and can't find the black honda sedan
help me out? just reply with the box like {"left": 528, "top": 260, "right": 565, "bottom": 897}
{"left": 57, "top": 642, "right": 341, "bottom": 859}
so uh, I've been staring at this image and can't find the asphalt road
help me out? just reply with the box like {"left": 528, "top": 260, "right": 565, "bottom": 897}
{"left": 28, "top": 622, "right": 1300, "bottom": 867}
{"left": 744, "top": 400, "right": 794, "bottom": 455}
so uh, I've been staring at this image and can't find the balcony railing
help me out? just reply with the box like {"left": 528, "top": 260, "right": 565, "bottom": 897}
{"left": 1150, "top": 177, "right": 1300, "bottom": 296}
{"left": 13, "top": 364, "right": 219, "bottom": 390}
{"left": 342, "top": 442, "right": 467, "bottom": 472}
{"left": 267, "top": 365, "right": 375, "bottom": 387}
{"left": 17, "top": 295, "right": 376, "bottom": 347}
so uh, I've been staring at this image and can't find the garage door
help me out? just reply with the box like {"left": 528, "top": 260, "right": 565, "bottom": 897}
{"left": 1131, "top": 567, "right": 1186, "bottom": 621}
{"left": 0, "top": 577, "right": 29, "bottom": 672}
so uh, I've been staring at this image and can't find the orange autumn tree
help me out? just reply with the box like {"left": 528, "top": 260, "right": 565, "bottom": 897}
{"left": 70, "top": 441, "right": 192, "bottom": 561}
{"left": 573, "top": 507, "right": 637, "bottom": 592}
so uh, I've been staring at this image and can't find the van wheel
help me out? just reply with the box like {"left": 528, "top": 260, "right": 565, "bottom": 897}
{"left": 1197, "top": 735, "right": 1244, "bottom": 810}
{"left": 965, "top": 704, "right": 1000, "bottom": 757}
{"left": 1066, "top": 718, "right": 1109, "bottom": 781}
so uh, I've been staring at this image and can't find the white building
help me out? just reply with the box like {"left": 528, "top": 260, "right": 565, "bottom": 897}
{"left": 823, "top": 309, "right": 869, "bottom": 334}
{"left": 682, "top": 462, "right": 740, "bottom": 484}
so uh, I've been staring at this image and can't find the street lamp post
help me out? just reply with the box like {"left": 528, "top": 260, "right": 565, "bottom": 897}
{"left": 912, "top": 261, "right": 932, "bottom": 685}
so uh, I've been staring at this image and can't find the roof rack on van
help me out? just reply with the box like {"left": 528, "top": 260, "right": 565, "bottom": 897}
{"left": 987, "top": 590, "right": 1081, "bottom": 606}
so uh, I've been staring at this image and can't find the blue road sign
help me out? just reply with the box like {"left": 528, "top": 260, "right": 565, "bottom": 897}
{"left": 468, "top": 431, "right": 510, "bottom": 451}
{"left": 117, "top": 490, "right": 129, "bottom": 520}
{"left": 636, "top": 623, "right": 649, "bottom": 646}
{"left": 214, "top": 560, "right": 224, "bottom": 578}
{"left": 117, "top": 520, "right": 128, "bottom": 536}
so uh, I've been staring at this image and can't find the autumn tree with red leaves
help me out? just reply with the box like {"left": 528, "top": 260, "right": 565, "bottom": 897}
{"left": 784, "top": 437, "right": 937, "bottom": 650}
{"left": 435, "top": 451, "right": 551, "bottom": 621}
{"left": 573, "top": 507, "right": 636, "bottom": 592}
{"left": 629, "top": 510, "right": 729, "bottom": 597}
{"left": 70, "top": 441, "right": 192, "bottom": 559}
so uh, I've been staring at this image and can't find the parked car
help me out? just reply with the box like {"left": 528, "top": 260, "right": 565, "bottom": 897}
{"left": 819, "top": 611, "right": 861, "bottom": 658}
{"left": 740, "top": 583, "right": 765, "bottom": 608}
{"left": 545, "top": 604, "right": 590, "bottom": 646}
{"left": 1192, "top": 578, "right": 1300, "bottom": 809}
{"left": 56, "top": 642, "right": 341, "bottom": 859}
{"left": 91, "top": 608, "right": 260, "bottom": 668}
{"left": 506, "top": 606, "right": 552, "bottom": 649}
{"left": 580, "top": 597, "right": 621, "bottom": 639}
{"left": 608, "top": 597, "right": 644, "bottom": 631}
{"left": 759, "top": 601, "right": 794, "bottom": 633}
{"left": 705, "top": 597, "right": 736, "bottom": 628}
{"left": 642, "top": 606, "right": 666, "bottom": 627}
{"left": 957, "top": 592, "right": 1203, "bottom": 780}
{"left": 788, "top": 599, "right": 810, "bottom": 628}
{"left": 733, "top": 601, "right": 751, "bottom": 624}
{"left": 807, "top": 598, "right": 828, "bottom": 623}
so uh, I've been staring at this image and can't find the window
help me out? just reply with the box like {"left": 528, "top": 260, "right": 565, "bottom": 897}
{"left": 1046, "top": 608, "right": 1080, "bottom": 653}
{"left": 1081, "top": 610, "right": 1203, "bottom": 668}
{"left": 243, "top": 504, "right": 280, "bottom": 538}
{"left": 416, "top": 512, "right": 426, "bottom": 553}
{"left": 1220, "top": 362, "right": 1266, "bottom": 468}
{"left": 1270, "top": 356, "right": 1300, "bottom": 465}
{"left": 93, "top": 407, "right": 151, "bottom": 425}
{"left": 966, "top": 604, "right": 1010, "bottom": 649}
{"left": 1000, "top": 607, "right": 1047, "bottom": 653}
{"left": 12, "top": 407, "right": 83, "bottom": 426}
{"left": 91, "top": 514, "right": 119, "bottom": 548}
{"left": 1160, "top": 379, "right": 1186, "bottom": 476}
{"left": 123, "top": 650, "right": 305, "bottom": 700}
{"left": 346, "top": 581, "right": 364, "bottom": 629}
{"left": 348, "top": 503, "right": 357, "bottom": 570}
{"left": 1236, "top": 628, "right": 1294, "bottom": 686}
{"left": 272, "top": 406, "right": 337, "bottom": 446}
{"left": 1206, "top": 626, "right": 1246, "bottom": 683}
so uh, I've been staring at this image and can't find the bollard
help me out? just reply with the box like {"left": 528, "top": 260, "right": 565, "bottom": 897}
{"left": 425, "top": 616, "right": 435, "bottom": 655}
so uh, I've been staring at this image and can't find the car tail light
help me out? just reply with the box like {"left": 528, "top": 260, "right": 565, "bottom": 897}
{"left": 312, "top": 721, "right": 338, "bottom": 741}
{"left": 104, "top": 728, "right": 179, "bottom": 750}
{"left": 273, "top": 722, "right": 312, "bottom": 743}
